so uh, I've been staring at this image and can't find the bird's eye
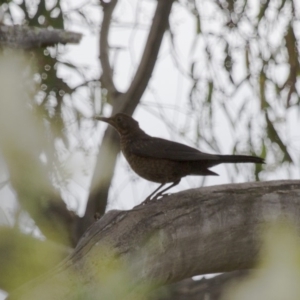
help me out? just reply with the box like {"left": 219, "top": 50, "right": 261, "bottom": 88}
{"left": 116, "top": 116, "right": 122, "bottom": 123}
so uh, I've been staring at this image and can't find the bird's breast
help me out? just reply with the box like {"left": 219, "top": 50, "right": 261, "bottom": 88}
{"left": 120, "top": 140, "right": 191, "bottom": 183}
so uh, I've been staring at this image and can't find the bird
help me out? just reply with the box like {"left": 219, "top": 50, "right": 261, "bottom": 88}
{"left": 95, "top": 113, "right": 264, "bottom": 203}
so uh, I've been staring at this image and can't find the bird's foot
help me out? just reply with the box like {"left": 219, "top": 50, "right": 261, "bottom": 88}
{"left": 139, "top": 192, "right": 172, "bottom": 206}
{"left": 140, "top": 194, "right": 161, "bottom": 205}
{"left": 160, "top": 193, "right": 171, "bottom": 198}
{"left": 139, "top": 196, "right": 152, "bottom": 205}
{"left": 144, "top": 197, "right": 152, "bottom": 204}
{"left": 153, "top": 193, "right": 172, "bottom": 201}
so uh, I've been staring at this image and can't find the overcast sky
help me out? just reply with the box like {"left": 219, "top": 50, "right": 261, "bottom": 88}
{"left": 1, "top": 1, "right": 300, "bottom": 298}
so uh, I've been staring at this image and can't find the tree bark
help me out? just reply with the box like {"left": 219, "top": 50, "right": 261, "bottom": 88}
{"left": 9, "top": 180, "right": 300, "bottom": 299}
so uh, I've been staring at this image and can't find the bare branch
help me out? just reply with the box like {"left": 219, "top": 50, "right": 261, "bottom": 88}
{"left": 11, "top": 180, "right": 300, "bottom": 299}
{"left": 99, "top": 0, "right": 119, "bottom": 96}
{"left": 118, "top": 0, "right": 175, "bottom": 114}
{"left": 0, "top": 25, "right": 82, "bottom": 49}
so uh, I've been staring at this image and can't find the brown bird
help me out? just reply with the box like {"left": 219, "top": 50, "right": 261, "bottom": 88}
{"left": 95, "top": 113, "right": 264, "bottom": 203}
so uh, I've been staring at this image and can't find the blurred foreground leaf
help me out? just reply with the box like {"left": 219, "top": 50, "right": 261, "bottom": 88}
{"left": 223, "top": 221, "right": 300, "bottom": 300}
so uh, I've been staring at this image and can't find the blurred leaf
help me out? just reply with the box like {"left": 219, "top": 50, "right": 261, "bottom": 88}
{"left": 260, "top": 139, "right": 267, "bottom": 159}
{"left": 224, "top": 43, "right": 232, "bottom": 74}
{"left": 245, "top": 45, "right": 250, "bottom": 74}
{"left": 259, "top": 71, "right": 269, "bottom": 110}
{"left": 223, "top": 221, "right": 300, "bottom": 300}
{"left": 278, "top": 0, "right": 288, "bottom": 12}
{"left": 221, "top": 101, "right": 234, "bottom": 128}
{"left": 59, "top": 61, "right": 87, "bottom": 79}
{"left": 284, "top": 25, "right": 298, "bottom": 70}
{"left": 190, "top": 61, "right": 196, "bottom": 77}
{"left": 257, "top": 0, "right": 270, "bottom": 23}
{"left": 265, "top": 112, "right": 293, "bottom": 163}
{"left": 254, "top": 158, "right": 264, "bottom": 181}
{"left": 207, "top": 81, "right": 213, "bottom": 104}
{"left": 0, "top": 227, "right": 69, "bottom": 291}
{"left": 283, "top": 25, "right": 299, "bottom": 107}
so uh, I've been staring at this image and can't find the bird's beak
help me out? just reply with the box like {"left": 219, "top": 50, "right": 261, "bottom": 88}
{"left": 94, "top": 115, "right": 118, "bottom": 129}
{"left": 94, "top": 115, "right": 111, "bottom": 124}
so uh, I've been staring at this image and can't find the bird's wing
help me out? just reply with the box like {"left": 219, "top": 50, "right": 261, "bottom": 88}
{"left": 130, "top": 137, "right": 220, "bottom": 161}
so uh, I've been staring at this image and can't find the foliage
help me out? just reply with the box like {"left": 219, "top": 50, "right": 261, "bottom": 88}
{"left": 223, "top": 221, "right": 300, "bottom": 300}
{"left": 183, "top": 0, "right": 299, "bottom": 180}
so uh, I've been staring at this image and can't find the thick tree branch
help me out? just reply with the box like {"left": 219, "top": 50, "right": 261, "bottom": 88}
{"left": 10, "top": 180, "right": 300, "bottom": 299}
{"left": 0, "top": 25, "right": 82, "bottom": 49}
{"left": 76, "top": 127, "right": 120, "bottom": 238}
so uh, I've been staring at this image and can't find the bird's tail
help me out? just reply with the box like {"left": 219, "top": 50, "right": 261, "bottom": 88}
{"left": 218, "top": 155, "right": 265, "bottom": 164}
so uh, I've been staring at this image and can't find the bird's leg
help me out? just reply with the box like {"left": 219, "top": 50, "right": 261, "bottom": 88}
{"left": 141, "top": 180, "right": 180, "bottom": 205}
{"left": 153, "top": 179, "right": 180, "bottom": 200}
{"left": 142, "top": 183, "right": 166, "bottom": 204}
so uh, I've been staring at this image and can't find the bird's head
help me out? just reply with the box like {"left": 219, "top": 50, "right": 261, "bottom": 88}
{"left": 94, "top": 113, "right": 140, "bottom": 135}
